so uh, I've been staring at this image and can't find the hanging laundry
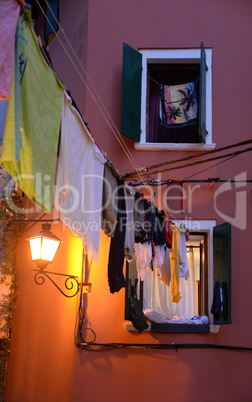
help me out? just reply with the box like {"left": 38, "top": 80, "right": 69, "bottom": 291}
{"left": 134, "top": 242, "right": 152, "bottom": 282}
{"left": 179, "top": 230, "right": 189, "bottom": 280}
{"left": 134, "top": 192, "right": 146, "bottom": 243}
{"left": 107, "top": 179, "right": 127, "bottom": 293}
{"left": 101, "top": 160, "right": 118, "bottom": 237}
{"left": 180, "top": 222, "right": 190, "bottom": 241}
{"left": 1, "top": 7, "right": 64, "bottom": 212}
{"left": 169, "top": 225, "right": 182, "bottom": 303}
{"left": 178, "top": 249, "right": 197, "bottom": 318}
{"left": 0, "top": 0, "right": 25, "bottom": 100}
{"left": 163, "top": 216, "right": 173, "bottom": 248}
{"left": 222, "top": 281, "right": 229, "bottom": 321}
{"left": 161, "top": 246, "right": 171, "bottom": 286}
{"left": 142, "top": 200, "right": 156, "bottom": 243}
{"left": 0, "top": 101, "right": 9, "bottom": 146}
{"left": 153, "top": 245, "right": 166, "bottom": 276}
{"left": 153, "top": 208, "right": 166, "bottom": 246}
{"left": 210, "top": 281, "right": 221, "bottom": 321}
{"left": 124, "top": 185, "right": 135, "bottom": 262}
{"left": 56, "top": 91, "right": 106, "bottom": 262}
{"left": 160, "top": 80, "right": 198, "bottom": 127}
{"left": 143, "top": 251, "right": 175, "bottom": 323}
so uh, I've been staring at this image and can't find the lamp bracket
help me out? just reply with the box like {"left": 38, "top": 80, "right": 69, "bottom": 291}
{"left": 32, "top": 269, "right": 91, "bottom": 298}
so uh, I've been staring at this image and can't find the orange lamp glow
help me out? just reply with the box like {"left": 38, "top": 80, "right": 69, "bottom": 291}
{"left": 27, "top": 223, "right": 61, "bottom": 270}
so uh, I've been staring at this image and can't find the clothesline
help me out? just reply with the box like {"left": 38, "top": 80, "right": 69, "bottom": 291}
{"left": 122, "top": 139, "right": 252, "bottom": 179}
{"left": 148, "top": 75, "right": 200, "bottom": 87}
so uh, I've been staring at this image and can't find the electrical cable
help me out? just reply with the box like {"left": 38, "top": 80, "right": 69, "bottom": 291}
{"left": 129, "top": 179, "right": 252, "bottom": 187}
{"left": 123, "top": 139, "right": 252, "bottom": 178}
{"left": 126, "top": 146, "right": 252, "bottom": 179}
{"left": 75, "top": 341, "right": 252, "bottom": 352}
{"left": 127, "top": 153, "right": 248, "bottom": 222}
{"left": 129, "top": 153, "right": 241, "bottom": 189}
{"left": 74, "top": 252, "right": 96, "bottom": 347}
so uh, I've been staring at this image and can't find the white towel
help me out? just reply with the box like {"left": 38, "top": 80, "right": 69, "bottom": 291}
{"left": 55, "top": 91, "right": 106, "bottom": 262}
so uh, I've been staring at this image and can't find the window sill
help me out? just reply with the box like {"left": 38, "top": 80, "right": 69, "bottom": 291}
{"left": 125, "top": 321, "right": 151, "bottom": 331}
{"left": 124, "top": 321, "right": 220, "bottom": 334}
{"left": 134, "top": 142, "right": 216, "bottom": 151}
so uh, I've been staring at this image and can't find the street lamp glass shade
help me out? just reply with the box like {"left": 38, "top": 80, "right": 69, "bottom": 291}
{"left": 27, "top": 223, "right": 61, "bottom": 267}
{"left": 29, "top": 236, "right": 60, "bottom": 262}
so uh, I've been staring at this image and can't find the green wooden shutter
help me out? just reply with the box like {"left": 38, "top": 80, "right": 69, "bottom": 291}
{"left": 44, "top": 0, "right": 59, "bottom": 38}
{"left": 120, "top": 43, "right": 142, "bottom": 141}
{"left": 198, "top": 42, "right": 208, "bottom": 143}
{"left": 213, "top": 222, "right": 231, "bottom": 324}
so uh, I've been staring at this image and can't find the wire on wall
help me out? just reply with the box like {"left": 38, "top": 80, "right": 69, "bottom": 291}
{"left": 122, "top": 139, "right": 252, "bottom": 178}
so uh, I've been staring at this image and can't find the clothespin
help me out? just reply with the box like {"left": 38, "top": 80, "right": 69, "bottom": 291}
{"left": 208, "top": 177, "right": 219, "bottom": 188}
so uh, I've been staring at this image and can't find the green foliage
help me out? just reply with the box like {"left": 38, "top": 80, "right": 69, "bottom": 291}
{"left": 0, "top": 186, "right": 26, "bottom": 401}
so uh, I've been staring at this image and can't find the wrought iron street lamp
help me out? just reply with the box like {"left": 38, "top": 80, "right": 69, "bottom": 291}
{"left": 27, "top": 223, "right": 86, "bottom": 298}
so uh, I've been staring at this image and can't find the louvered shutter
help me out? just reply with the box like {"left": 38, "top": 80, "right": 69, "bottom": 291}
{"left": 44, "top": 0, "right": 59, "bottom": 38}
{"left": 212, "top": 222, "right": 231, "bottom": 324}
{"left": 120, "top": 43, "right": 142, "bottom": 141}
{"left": 198, "top": 42, "right": 208, "bottom": 143}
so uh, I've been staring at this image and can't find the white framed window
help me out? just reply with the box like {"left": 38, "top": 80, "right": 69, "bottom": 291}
{"left": 121, "top": 43, "right": 215, "bottom": 151}
{"left": 125, "top": 219, "right": 231, "bottom": 333}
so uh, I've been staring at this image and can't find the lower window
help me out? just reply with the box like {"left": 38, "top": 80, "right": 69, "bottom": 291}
{"left": 125, "top": 220, "right": 231, "bottom": 332}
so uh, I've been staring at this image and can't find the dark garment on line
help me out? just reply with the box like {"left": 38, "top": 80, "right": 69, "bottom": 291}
{"left": 153, "top": 209, "right": 166, "bottom": 246}
{"left": 134, "top": 192, "right": 146, "bottom": 243}
{"left": 107, "top": 179, "right": 126, "bottom": 293}
{"left": 211, "top": 280, "right": 221, "bottom": 321}
{"left": 66, "top": 90, "right": 88, "bottom": 125}
{"left": 101, "top": 160, "right": 118, "bottom": 237}
{"left": 222, "top": 281, "right": 228, "bottom": 321}
{"left": 142, "top": 200, "right": 155, "bottom": 243}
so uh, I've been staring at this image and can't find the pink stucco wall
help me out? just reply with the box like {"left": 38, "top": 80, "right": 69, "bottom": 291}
{"left": 5, "top": 0, "right": 252, "bottom": 401}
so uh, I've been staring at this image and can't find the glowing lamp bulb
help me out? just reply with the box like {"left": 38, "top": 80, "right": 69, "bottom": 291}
{"left": 27, "top": 223, "right": 61, "bottom": 269}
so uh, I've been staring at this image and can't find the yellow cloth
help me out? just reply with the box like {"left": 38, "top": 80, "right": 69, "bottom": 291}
{"left": 170, "top": 225, "right": 182, "bottom": 303}
{"left": 0, "top": 7, "right": 64, "bottom": 212}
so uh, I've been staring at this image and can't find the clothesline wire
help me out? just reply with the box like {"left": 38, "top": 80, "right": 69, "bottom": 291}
{"left": 122, "top": 139, "right": 252, "bottom": 178}
{"left": 125, "top": 146, "right": 252, "bottom": 179}
{"left": 146, "top": 153, "right": 237, "bottom": 222}
{"left": 129, "top": 179, "right": 252, "bottom": 186}
{"left": 131, "top": 153, "right": 239, "bottom": 191}
{"left": 35, "top": 0, "right": 154, "bottom": 202}
{"left": 176, "top": 153, "right": 239, "bottom": 183}
{"left": 128, "top": 153, "right": 239, "bottom": 225}
{"left": 149, "top": 75, "right": 200, "bottom": 106}
{"left": 131, "top": 155, "right": 239, "bottom": 191}
{"left": 148, "top": 75, "right": 200, "bottom": 87}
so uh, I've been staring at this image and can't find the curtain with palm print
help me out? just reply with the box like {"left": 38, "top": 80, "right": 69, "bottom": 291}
{"left": 160, "top": 80, "right": 198, "bottom": 128}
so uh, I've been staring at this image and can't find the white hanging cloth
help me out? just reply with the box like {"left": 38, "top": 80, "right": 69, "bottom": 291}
{"left": 143, "top": 242, "right": 197, "bottom": 323}
{"left": 55, "top": 91, "right": 106, "bottom": 262}
{"left": 134, "top": 242, "right": 152, "bottom": 281}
